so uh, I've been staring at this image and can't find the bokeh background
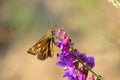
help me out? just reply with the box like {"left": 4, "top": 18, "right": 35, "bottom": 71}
{"left": 0, "top": 0, "right": 120, "bottom": 80}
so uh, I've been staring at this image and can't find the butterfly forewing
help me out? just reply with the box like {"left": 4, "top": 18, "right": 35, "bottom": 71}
{"left": 37, "top": 39, "right": 51, "bottom": 60}
{"left": 27, "top": 35, "right": 47, "bottom": 55}
{"left": 27, "top": 29, "right": 55, "bottom": 60}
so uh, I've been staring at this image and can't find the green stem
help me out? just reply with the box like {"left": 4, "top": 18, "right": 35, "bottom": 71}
{"left": 71, "top": 48, "right": 104, "bottom": 80}
{"left": 80, "top": 60, "right": 104, "bottom": 80}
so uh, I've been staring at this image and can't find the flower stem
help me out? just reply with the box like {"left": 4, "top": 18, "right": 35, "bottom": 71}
{"left": 71, "top": 48, "right": 105, "bottom": 80}
{"left": 80, "top": 60, "right": 104, "bottom": 80}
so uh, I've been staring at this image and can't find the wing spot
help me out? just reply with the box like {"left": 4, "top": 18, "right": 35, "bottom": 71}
{"left": 37, "top": 44, "right": 40, "bottom": 47}
{"left": 32, "top": 48, "right": 35, "bottom": 51}
{"left": 39, "top": 48, "right": 41, "bottom": 50}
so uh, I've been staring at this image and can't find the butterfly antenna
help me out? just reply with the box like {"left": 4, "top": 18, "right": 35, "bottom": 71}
{"left": 48, "top": 21, "right": 51, "bottom": 27}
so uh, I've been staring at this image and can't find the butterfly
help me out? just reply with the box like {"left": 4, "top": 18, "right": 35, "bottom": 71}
{"left": 27, "top": 27, "right": 56, "bottom": 60}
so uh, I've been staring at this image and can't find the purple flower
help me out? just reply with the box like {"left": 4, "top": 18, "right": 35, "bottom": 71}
{"left": 57, "top": 61, "right": 66, "bottom": 67}
{"left": 56, "top": 29, "right": 96, "bottom": 80}
{"left": 64, "top": 66, "right": 76, "bottom": 76}
{"left": 55, "top": 41, "right": 62, "bottom": 47}
{"left": 57, "top": 51, "right": 76, "bottom": 67}
{"left": 57, "top": 29, "right": 67, "bottom": 41}
{"left": 86, "top": 57, "right": 95, "bottom": 68}
{"left": 60, "top": 37, "right": 70, "bottom": 53}
{"left": 76, "top": 51, "right": 87, "bottom": 63}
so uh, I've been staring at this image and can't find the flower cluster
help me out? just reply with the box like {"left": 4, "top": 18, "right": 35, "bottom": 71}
{"left": 55, "top": 29, "right": 96, "bottom": 80}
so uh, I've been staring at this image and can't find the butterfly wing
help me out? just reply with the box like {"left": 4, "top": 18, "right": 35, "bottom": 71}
{"left": 48, "top": 38, "right": 54, "bottom": 57}
{"left": 27, "top": 32, "right": 54, "bottom": 60}
{"left": 37, "top": 39, "right": 51, "bottom": 60}
{"left": 27, "top": 34, "right": 49, "bottom": 55}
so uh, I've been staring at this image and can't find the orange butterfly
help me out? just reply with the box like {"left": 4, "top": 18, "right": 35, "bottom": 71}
{"left": 27, "top": 27, "right": 56, "bottom": 60}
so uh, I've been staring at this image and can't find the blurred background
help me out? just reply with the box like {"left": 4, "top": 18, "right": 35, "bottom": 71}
{"left": 0, "top": 0, "right": 120, "bottom": 80}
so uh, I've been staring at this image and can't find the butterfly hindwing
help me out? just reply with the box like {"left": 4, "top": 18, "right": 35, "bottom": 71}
{"left": 48, "top": 38, "right": 54, "bottom": 57}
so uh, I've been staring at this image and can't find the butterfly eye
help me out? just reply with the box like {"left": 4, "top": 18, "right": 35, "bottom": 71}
{"left": 51, "top": 29, "right": 55, "bottom": 35}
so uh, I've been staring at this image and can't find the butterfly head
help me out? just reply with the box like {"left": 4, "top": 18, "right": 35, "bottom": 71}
{"left": 50, "top": 24, "right": 57, "bottom": 36}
